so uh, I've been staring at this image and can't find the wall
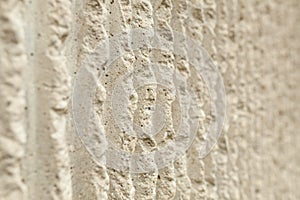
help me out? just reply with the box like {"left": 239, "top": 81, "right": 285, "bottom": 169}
{"left": 0, "top": 0, "right": 299, "bottom": 199}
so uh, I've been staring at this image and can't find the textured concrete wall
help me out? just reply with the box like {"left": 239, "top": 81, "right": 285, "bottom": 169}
{"left": 0, "top": 0, "right": 299, "bottom": 200}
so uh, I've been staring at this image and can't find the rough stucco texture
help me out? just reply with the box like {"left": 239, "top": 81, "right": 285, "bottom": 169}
{"left": 0, "top": 0, "right": 299, "bottom": 200}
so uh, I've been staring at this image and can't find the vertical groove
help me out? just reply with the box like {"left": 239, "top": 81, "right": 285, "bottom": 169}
{"left": 215, "top": 0, "right": 241, "bottom": 199}
{"left": 105, "top": 0, "right": 135, "bottom": 199}
{"left": 69, "top": 0, "right": 109, "bottom": 199}
{"left": 0, "top": 1, "right": 27, "bottom": 199}
{"left": 171, "top": 0, "right": 192, "bottom": 199}
{"left": 151, "top": 0, "right": 176, "bottom": 199}
{"left": 130, "top": 0, "right": 157, "bottom": 199}
{"left": 206, "top": 0, "right": 231, "bottom": 199}
{"left": 25, "top": 0, "right": 73, "bottom": 199}
{"left": 185, "top": 1, "right": 211, "bottom": 199}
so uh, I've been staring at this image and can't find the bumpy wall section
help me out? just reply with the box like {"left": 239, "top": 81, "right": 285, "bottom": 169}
{"left": 0, "top": 1, "right": 27, "bottom": 199}
{"left": 0, "top": 0, "right": 299, "bottom": 200}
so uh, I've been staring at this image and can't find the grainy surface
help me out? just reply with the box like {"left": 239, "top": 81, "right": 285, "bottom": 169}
{"left": 0, "top": 0, "right": 299, "bottom": 199}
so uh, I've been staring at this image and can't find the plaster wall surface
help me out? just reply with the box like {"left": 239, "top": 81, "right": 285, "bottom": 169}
{"left": 0, "top": 0, "right": 299, "bottom": 199}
